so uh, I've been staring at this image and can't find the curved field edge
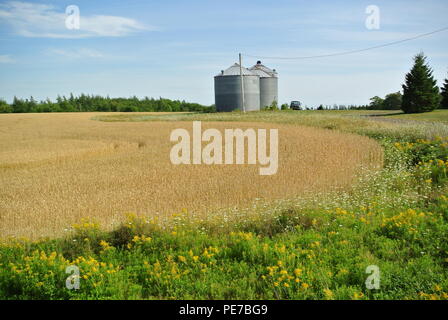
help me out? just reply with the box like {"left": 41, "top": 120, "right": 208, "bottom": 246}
{"left": 92, "top": 110, "right": 448, "bottom": 140}
{"left": 1, "top": 112, "right": 448, "bottom": 300}
{"left": 0, "top": 116, "right": 382, "bottom": 239}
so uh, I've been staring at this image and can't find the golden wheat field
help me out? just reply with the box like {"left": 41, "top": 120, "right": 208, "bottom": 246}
{"left": 0, "top": 113, "right": 383, "bottom": 238}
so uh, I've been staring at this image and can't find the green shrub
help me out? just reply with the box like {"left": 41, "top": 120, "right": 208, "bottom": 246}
{"left": 0, "top": 99, "right": 12, "bottom": 113}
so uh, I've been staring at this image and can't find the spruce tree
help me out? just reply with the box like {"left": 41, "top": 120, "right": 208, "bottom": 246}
{"left": 401, "top": 53, "right": 440, "bottom": 113}
{"left": 441, "top": 74, "right": 448, "bottom": 109}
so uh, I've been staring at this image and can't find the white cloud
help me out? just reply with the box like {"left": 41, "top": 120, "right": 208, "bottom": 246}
{"left": 0, "top": 55, "right": 15, "bottom": 63}
{"left": 0, "top": 1, "right": 155, "bottom": 38}
{"left": 49, "top": 48, "right": 104, "bottom": 59}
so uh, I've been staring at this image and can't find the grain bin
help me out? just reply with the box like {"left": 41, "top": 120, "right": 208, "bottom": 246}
{"left": 214, "top": 63, "right": 260, "bottom": 112}
{"left": 250, "top": 61, "right": 278, "bottom": 109}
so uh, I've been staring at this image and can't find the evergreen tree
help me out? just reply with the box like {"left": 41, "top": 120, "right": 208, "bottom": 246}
{"left": 441, "top": 74, "right": 448, "bottom": 109}
{"left": 401, "top": 53, "right": 440, "bottom": 113}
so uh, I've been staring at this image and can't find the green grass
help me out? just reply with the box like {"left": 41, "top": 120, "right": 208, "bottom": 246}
{"left": 94, "top": 109, "right": 448, "bottom": 124}
{"left": 374, "top": 109, "right": 448, "bottom": 123}
{"left": 2, "top": 111, "right": 448, "bottom": 300}
{"left": 1, "top": 186, "right": 448, "bottom": 299}
{"left": 93, "top": 109, "right": 448, "bottom": 141}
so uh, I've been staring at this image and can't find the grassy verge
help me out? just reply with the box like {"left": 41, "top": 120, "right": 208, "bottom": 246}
{"left": 92, "top": 109, "right": 448, "bottom": 139}
{"left": 370, "top": 109, "right": 448, "bottom": 123}
{"left": 1, "top": 113, "right": 448, "bottom": 299}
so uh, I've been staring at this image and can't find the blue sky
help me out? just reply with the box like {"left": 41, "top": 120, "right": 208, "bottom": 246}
{"left": 0, "top": 0, "right": 447, "bottom": 106}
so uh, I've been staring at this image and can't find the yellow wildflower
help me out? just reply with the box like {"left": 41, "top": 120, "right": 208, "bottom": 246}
{"left": 294, "top": 268, "right": 303, "bottom": 276}
{"left": 323, "top": 288, "right": 333, "bottom": 299}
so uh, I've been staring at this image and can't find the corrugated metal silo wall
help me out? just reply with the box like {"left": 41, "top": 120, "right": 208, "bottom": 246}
{"left": 260, "top": 77, "right": 278, "bottom": 109}
{"left": 214, "top": 75, "right": 260, "bottom": 112}
{"left": 243, "top": 75, "right": 260, "bottom": 111}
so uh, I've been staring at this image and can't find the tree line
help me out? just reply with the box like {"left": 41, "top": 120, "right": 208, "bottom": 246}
{"left": 277, "top": 53, "right": 447, "bottom": 112}
{"left": 0, "top": 94, "right": 215, "bottom": 113}
{"left": 284, "top": 53, "right": 448, "bottom": 112}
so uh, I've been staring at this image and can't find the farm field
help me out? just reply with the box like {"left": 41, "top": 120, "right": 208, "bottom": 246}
{"left": 0, "top": 112, "right": 382, "bottom": 239}
{"left": 1, "top": 110, "right": 448, "bottom": 300}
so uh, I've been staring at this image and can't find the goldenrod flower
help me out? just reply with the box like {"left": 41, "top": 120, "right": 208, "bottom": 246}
{"left": 323, "top": 288, "right": 333, "bottom": 299}
{"left": 293, "top": 268, "right": 302, "bottom": 276}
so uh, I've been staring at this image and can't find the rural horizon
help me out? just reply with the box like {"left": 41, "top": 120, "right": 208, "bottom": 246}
{"left": 1, "top": 0, "right": 448, "bottom": 310}
{"left": 0, "top": 0, "right": 447, "bottom": 107}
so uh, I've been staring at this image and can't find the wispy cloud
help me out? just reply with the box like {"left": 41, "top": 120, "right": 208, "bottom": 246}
{"left": 49, "top": 48, "right": 104, "bottom": 59}
{"left": 0, "top": 54, "right": 15, "bottom": 63}
{"left": 0, "top": 1, "right": 156, "bottom": 38}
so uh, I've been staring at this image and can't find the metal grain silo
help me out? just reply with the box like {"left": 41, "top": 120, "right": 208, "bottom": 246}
{"left": 214, "top": 63, "right": 260, "bottom": 112}
{"left": 250, "top": 61, "right": 278, "bottom": 109}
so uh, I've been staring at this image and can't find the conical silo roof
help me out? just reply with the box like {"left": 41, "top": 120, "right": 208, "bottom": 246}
{"left": 216, "top": 63, "right": 258, "bottom": 77}
{"left": 249, "top": 68, "right": 272, "bottom": 78}
{"left": 249, "top": 61, "right": 278, "bottom": 77}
